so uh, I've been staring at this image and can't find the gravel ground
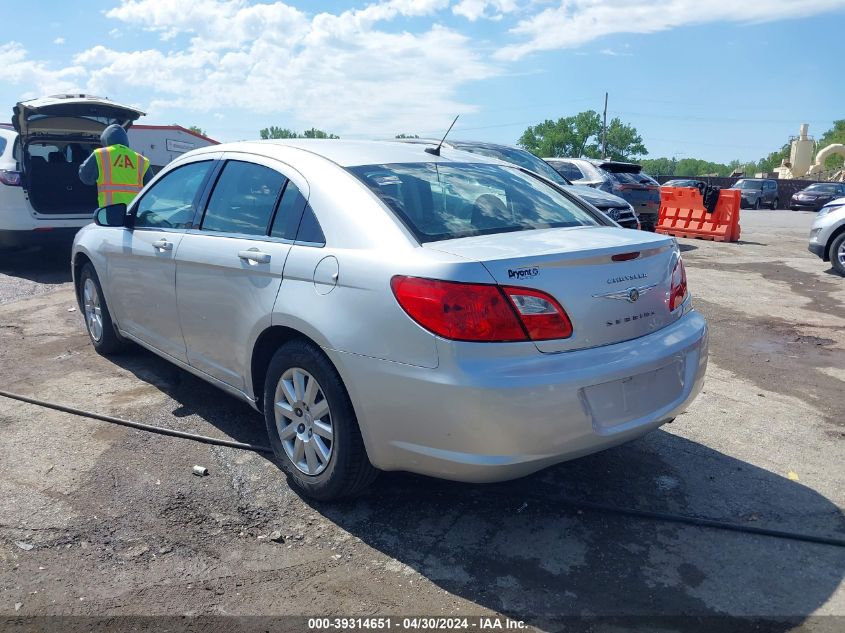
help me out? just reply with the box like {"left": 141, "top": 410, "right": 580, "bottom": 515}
{"left": 0, "top": 210, "right": 843, "bottom": 632}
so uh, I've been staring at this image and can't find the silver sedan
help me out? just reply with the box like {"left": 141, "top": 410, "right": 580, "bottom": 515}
{"left": 71, "top": 140, "right": 708, "bottom": 500}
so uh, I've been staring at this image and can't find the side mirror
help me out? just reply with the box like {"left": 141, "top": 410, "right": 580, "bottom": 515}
{"left": 93, "top": 203, "right": 128, "bottom": 227}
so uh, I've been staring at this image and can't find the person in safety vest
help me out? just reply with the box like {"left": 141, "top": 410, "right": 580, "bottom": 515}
{"left": 79, "top": 124, "right": 152, "bottom": 206}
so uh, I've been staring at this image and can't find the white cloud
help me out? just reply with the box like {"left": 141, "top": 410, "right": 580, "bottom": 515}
{"left": 3, "top": 0, "right": 494, "bottom": 136}
{"left": 495, "top": 0, "right": 845, "bottom": 60}
{"left": 452, "top": 0, "right": 518, "bottom": 21}
{"left": 53, "top": 37, "right": 66, "bottom": 45}
{"left": 599, "top": 47, "right": 631, "bottom": 57}
{"left": 0, "top": 42, "right": 85, "bottom": 94}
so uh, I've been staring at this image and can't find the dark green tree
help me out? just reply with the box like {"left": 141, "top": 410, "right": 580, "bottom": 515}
{"left": 260, "top": 126, "right": 299, "bottom": 139}
{"left": 260, "top": 127, "right": 339, "bottom": 140}
{"left": 603, "top": 117, "right": 647, "bottom": 161}
{"left": 187, "top": 125, "right": 207, "bottom": 136}
{"left": 518, "top": 111, "right": 646, "bottom": 160}
{"left": 517, "top": 111, "right": 601, "bottom": 158}
{"left": 302, "top": 128, "right": 340, "bottom": 139}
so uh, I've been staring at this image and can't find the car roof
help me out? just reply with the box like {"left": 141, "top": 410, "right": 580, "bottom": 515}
{"left": 187, "top": 139, "right": 505, "bottom": 168}
{"left": 395, "top": 138, "right": 523, "bottom": 153}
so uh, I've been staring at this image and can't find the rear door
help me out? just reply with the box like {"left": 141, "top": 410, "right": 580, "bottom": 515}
{"left": 174, "top": 154, "right": 307, "bottom": 390}
{"left": 108, "top": 156, "right": 218, "bottom": 361}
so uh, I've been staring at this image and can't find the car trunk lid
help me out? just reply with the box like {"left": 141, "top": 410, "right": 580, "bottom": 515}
{"left": 13, "top": 94, "right": 145, "bottom": 144}
{"left": 426, "top": 227, "right": 682, "bottom": 353}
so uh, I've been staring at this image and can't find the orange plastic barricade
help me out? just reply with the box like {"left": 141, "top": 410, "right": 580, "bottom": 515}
{"left": 656, "top": 187, "right": 741, "bottom": 242}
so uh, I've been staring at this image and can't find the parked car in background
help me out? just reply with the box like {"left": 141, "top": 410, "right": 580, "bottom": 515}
{"left": 0, "top": 94, "right": 144, "bottom": 250}
{"left": 731, "top": 178, "right": 779, "bottom": 210}
{"left": 790, "top": 182, "right": 845, "bottom": 211}
{"left": 545, "top": 158, "right": 660, "bottom": 231}
{"left": 662, "top": 179, "right": 704, "bottom": 189}
{"left": 395, "top": 139, "right": 640, "bottom": 229}
{"left": 808, "top": 197, "right": 845, "bottom": 276}
{"left": 72, "top": 139, "right": 707, "bottom": 499}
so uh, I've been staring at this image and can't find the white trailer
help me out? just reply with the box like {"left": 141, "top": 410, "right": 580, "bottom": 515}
{"left": 128, "top": 125, "right": 219, "bottom": 172}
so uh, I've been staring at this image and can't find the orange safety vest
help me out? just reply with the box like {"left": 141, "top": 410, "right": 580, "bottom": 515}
{"left": 93, "top": 144, "right": 150, "bottom": 207}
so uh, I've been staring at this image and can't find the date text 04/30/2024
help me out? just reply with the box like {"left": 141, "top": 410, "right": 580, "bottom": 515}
{"left": 308, "top": 617, "right": 528, "bottom": 630}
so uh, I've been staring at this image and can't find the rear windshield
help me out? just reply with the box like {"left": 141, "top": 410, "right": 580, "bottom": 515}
{"left": 606, "top": 170, "right": 644, "bottom": 185}
{"left": 805, "top": 183, "right": 841, "bottom": 193}
{"left": 349, "top": 162, "right": 602, "bottom": 243}
{"left": 452, "top": 144, "right": 569, "bottom": 186}
{"left": 734, "top": 180, "right": 762, "bottom": 190}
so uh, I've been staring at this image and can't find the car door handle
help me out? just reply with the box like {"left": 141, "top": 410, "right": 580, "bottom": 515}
{"left": 238, "top": 249, "right": 271, "bottom": 264}
{"left": 153, "top": 239, "right": 173, "bottom": 251}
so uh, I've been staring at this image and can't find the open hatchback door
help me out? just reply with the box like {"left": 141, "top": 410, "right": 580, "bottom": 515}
{"left": 12, "top": 94, "right": 145, "bottom": 215}
{"left": 13, "top": 94, "right": 144, "bottom": 142}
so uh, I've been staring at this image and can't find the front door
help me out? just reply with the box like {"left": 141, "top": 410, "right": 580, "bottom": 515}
{"left": 175, "top": 156, "right": 308, "bottom": 390}
{"left": 107, "top": 159, "right": 216, "bottom": 362}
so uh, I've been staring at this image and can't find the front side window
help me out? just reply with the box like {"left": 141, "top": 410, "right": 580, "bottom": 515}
{"left": 134, "top": 161, "right": 213, "bottom": 229}
{"left": 201, "top": 161, "right": 286, "bottom": 236}
{"left": 349, "top": 162, "right": 601, "bottom": 243}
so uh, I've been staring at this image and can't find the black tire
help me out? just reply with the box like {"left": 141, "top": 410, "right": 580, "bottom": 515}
{"left": 77, "top": 263, "right": 128, "bottom": 355}
{"left": 771, "top": 197, "right": 779, "bottom": 210}
{"left": 640, "top": 216, "right": 657, "bottom": 232}
{"left": 830, "top": 233, "right": 845, "bottom": 277}
{"left": 263, "top": 339, "right": 378, "bottom": 500}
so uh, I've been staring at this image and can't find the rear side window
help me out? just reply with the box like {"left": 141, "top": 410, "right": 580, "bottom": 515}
{"left": 135, "top": 161, "right": 214, "bottom": 229}
{"left": 201, "top": 161, "right": 286, "bottom": 236}
{"left": 349, "top": 162, "right": 600, "bottom": 243}
{"left": 270, "top": 181, "right": 307, "bottom": 240}
{"left": 554, "top": 161, "right": 585, "bottom": 181}
{"left": 0, "top": 137, "right": 6, "bottom": 157}
{"left": 296, "top": 206, "right": 325, "bottom": 245}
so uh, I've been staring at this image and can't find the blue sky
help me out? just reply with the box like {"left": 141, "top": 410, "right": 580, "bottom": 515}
{"left": 1, "top": 0, "right": 843, "bottom": 163}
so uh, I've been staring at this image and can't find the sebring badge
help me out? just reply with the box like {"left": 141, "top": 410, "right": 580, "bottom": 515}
{"left": 593, "top": 283, "right": 657, "bottom": 303}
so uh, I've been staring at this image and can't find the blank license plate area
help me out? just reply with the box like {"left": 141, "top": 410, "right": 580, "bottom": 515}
{"left": 582, "top": 361, "right": 684, "bottom": 431}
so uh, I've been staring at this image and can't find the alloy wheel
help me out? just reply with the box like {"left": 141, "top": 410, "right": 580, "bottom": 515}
{"left": 838, "top": 241, "right": 845, "bottom": 268}
{"left": 273, "top": 367, "right": 334, "bottom": 476}
{"left": 83, "top": 278, "right": 104, "bottom": 342}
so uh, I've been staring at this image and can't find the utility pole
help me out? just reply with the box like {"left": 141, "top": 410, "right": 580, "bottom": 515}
{"left": 601, "top": 92, "right": 608, "bottom": 159}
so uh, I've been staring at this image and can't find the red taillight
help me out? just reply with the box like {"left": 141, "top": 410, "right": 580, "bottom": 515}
{"left": 390, "top": 276, "right": 572, "bottom": 342}
{"left": 669, "top": 258, "right": 688, "bottom": 311}
{"left": 0, "top": 170, "right": 22, "bottom": 186}
{"left": 502, "top": 286, "right": 573, "bottom": 340}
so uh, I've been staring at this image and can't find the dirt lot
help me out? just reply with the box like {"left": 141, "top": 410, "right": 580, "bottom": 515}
{"left": 0, "top": 210, "right": 843, "bottom": 631}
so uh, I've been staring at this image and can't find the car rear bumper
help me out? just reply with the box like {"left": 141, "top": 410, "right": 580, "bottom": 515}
{"left": 332, "top": 309, "right": 708, "bottom": 482}
{"left": 0, "top": 227, "right": 81, "bottom": 250}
